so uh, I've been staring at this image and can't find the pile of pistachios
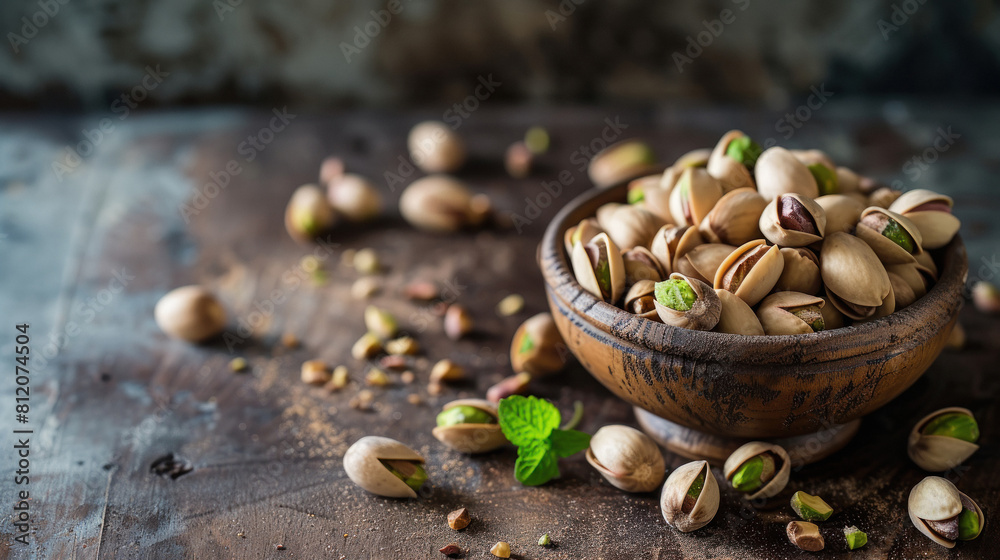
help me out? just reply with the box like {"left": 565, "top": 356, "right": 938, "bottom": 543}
{"left": 569, "top": 131, "right": 962, "bottom": 335}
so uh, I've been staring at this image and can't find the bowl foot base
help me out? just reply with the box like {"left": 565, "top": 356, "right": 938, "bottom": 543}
{"left": 634, "top": 407, "right": 861, "bottom": 467}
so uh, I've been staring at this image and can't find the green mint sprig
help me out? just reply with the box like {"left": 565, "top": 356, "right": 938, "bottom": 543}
{"left": 497, "top": 395, "right": 590, "bottom": 486}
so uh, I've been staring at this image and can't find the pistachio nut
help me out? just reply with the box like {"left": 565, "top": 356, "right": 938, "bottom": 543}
{"left": 343, "top": 436, "right": 427, "bottom": 498}
{"left": 787, "top": 521, "right": 825, "bottom": 552}
{"left": 623, "top": 246, "right": 666, "bottom": 286}
{"left": 319, "top": 155, "right": 345, "bottom": 185}
{"left": 490, "top": 541, "right": 512, "bottom": 558}
{"left": 908, "top": 407, "right": 980, "bottom": 472}
{"left": 774, "top": 247, "right": 822, "bottom": 295}
{"left": 888, "top": 271, "right": 918, "bottom": 309}
{"left": 668, "top": 167, "right": 724, "bottom": 227}
{"left": 673, "top": 147, "right": 712, "bottom": 169}
{"left": 868, "top": 186, "right": 901, "bottom": 209}
{"left": 564, "top": 217, "right": 604, "bottom": 256}
{"left": 585, "top": 425, "right": 665, "bottom": 493}
{"left": 755, "top": 146, "right": 819, "bottom": 201}
{"left": 661, "top": 460, "right": 720, "bottom": 532}
{"left": 856, "top": 207, "right": 924, "bottom": 265}
{"left": 699, "top": 187, "right": 767, "bottom": 246}
{"left": 408, "top": 121, "right": 465, "bottom": 173}
{"left": 757, "top": 292, "right": 826, "bottom": 335}
{"left": 625, "top": 280, "right": 661, "bottom": 321}
{"left": 444, "top": 304, "right": 474, "bottom": 340}
{"left": 327, "top": 173, "right": 383, "bottom": 222}
{"left": 628, "top": 174, "right": 674, "bottom": 223}
{"left": 790, "top": 149, "right": 835, "bottom": 171}
{"left": 649, "top": 224, "right": 704, "bottom": 276}
{"left": 885, "top": 263, "right": 931, "bottom": 300}
{"left": 510, "top": 313, "right": 566, "bottom": 377}
{"left": 814, "top": 194, "right": 865, "bottom": 235}
{"left": 790, "top": 491, "right": 834, "bottom": 521}
{"left": 154, "top": 286, "right": 227, "bottom": 343}
{"left": 432, "top": 399, "right": 508, "bottom": 454}
{"left": 758, "top": 193, "right": 826, "bottom": 248}
{"left": 706, "top": 130, "right": 758, "bottom": 192}
{"left": 571, "top": 233, "right": 626, "bottom": 304}
{"left": 505, "top": 140, "right": 533, "bottom": 178}
{"left": 862, "top": 279, "right": 896, "bottom": 321}
{"left": 835, "top": 166, "right": 861, "bottom": 194}
{"left": 914, "top": 250, "right": 939, "bottom": 280}
{"left": 889, "top": 189, "right": 961, "bottom": 249}
{"left": 285, "top": 184, "right": 337, "bottom": 242}
{"left": 723, "top": 441, "right": 791, "bottom": 500}
{"left": 819, "top": 297, "right": 846, "bottom": 330}
{"left": 820, "top": 232, "right": 891, "bottom": 320}
{"left": 653, "top": 274, "right": 722, "bottom": 331}
{"left": 365, "top": 306, "right": 398, "bottom": 339}
{"left": 713, "top": 288, "right": 765, "bottom": 336}
{"left": 399, "top": 175, "right": 484, "bottom": 232}
{"left": 588, "top": 139, "right": 659, "bottom": 188}
{"left": 844, "top": 526, "right": 868, "bottom": 550}
{"left": 675, "top": 243, "right": 736, "bottom": 284}
{"left": 908, "top": 476, "right": 984, "bottom": 547}
{"left": 599, "top": 203, "right": 666, "bottom": 250}
{"left": 713, "top": 239, "right": 784, "bottom": 307}
{"left": 973, "top": 281, "right": 1000, "bottom": 314}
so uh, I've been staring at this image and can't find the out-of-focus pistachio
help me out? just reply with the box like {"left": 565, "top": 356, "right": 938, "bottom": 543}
{"left": 408, "top": 121, "right": 465, "bottom": 173}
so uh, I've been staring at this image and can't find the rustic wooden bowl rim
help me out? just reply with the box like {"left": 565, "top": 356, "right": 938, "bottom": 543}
{"left": 540, "top": 182, "right": 967, "bottom": 365}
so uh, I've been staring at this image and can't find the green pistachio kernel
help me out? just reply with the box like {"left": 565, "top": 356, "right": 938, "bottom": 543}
{"left": 518, "top": 332, "right": 536, "bottom": 355}
{"left": 524, "top": 126, "right": 550, "bottom": 155}
{"left": 655, "top": 279, "right": 697, "bottom": 312}
{"left": 808, "top": 163, "right": 838, "bottom": 196}
{"left": 958, "top": 508, "right": 981, "bottom": 540}
{"left": 844, "top": 526, "right": 867, "bottom": 550}
{"left": 682, "top": 470, "right": 706, "bottom": 514}
{"left": 380, "top": 459, "right": 427, "bottom": 492}
{"left": 790, "top": 305, "right": 826, "bottom": 332}
{"left": 730, "top": 455, "right": 764, "bottom": 492}
{"left": 881, "top": 218, "right": 916, "bottom": 254}
{"left": 436, "top": 405, "right": 496, "bottom": 427}
{"left": 923, "top": 412, "right": 979, "bottom": 443}
{"left": 791, "top": 491, "right": 834, "bottom": 521}
{"left": 538, "top": 533, "right": 552, "bottom": 546}
{"left": 627, "top": 187, "right": 646, "bottom": 204}
{"left": 725, "top": 136, "right": 763, "bottom": 168}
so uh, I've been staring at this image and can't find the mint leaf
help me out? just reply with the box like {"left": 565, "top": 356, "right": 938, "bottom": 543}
{"left": 498, "top": 395, "right": 560, "bottom": 447}
{"left": 515, "top": 440, "right": 559, "bottom": 486}
{"left": 549, "top": 429, "right": 591, "bottom": 458}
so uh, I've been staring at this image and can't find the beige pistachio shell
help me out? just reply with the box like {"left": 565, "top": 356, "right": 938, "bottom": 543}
{"left": 623, "top": 246, "right": 666, "bottom": 286}
{"left": 675, "top": 243, "right": 736, "bottom": 284}
{"left": 669, "top": 168, "right": 723, "bottom": 227}
{"left": 653, "top": 273, "right": 722, "bottom": 331}
{"left": 707, "top": 130, "right": 756, "bottom": 192}
{"left": 723, "top": 441, "right": 791, "bottom": 500}
{"left": 791, "top": 149, "right": 835, "bottom": 171}
{"left": 755, "top": 147, "right": 819, "bottom": 201}
{"left": 661, "top": 460, "right": 720, "bottom": 532}
{"left": 674, "top": 148, "right": 712, "bottom": 169}
{"left": 585, "top": 425, "right": 665, "bottom": 493}
{"left": 630, "top": 175, "right": 674, "bottom": 223}
{"left": 774, "top": 248, "right": 822, "bottom": 295}
{"left": 699, "top": 188, "right": 767, "bottom": 246}
{"left": 819, "top": 297, "right": 846, "bottom": 330}
{"left": 601, "top": 204, "right": 666, "bottom": 251}
{"left": 886, "top": 263, "right": 931, "bottom": 300}
{"left": 596, "top": 202, "right": 622, "bottom": 229}
{"left": 759, "top": 194, "right": 827, "bottom": 247}
{"left": 914, "top": 250, "right": 939, "bottom": 280}
{"left": 907, "top": 407, "right": 979, "bottom": 472}
{"left": 835, "top": 167, "right": 861, "bottom": 194}
{"left": 889, "top": 272, "right": 918, "bottom": 309}
{"left": 432, "top": 399, "right": 507, "bottom": 454}
{"left": 408, "top": 121, "right": 465, "bottom": 173}
{"left": 815, "top": 195, "right": 865, "bottom": 235}
{"left": 649, "top": 225, "right": 704, "bottom": 275}
{"left": 908, "top": 477, "right": 984, "bottom": 548}
{"left": 285, "top": 183, "right": 337, "bottom": 242}
{"left": 820, "top": 232, "right": 891, "bottom": 320}
{"left": 757, "top": 292, "right": 825, "bottom": 335}
{"left": 714, "top": 289, "right": 765, "bottom": 335}
{"left": 571, "top": 233, "right": 626, "bottom": 304}
{"left": 564, "top": 218, "right": 604, "bottom": 256}
{"left": 890, "top": 189, "right": 954, "bottom": 214}
{"left": 588, "top": 140, "right": 659, "bottom": 188}
{"left": 868, "top": 187, "right": 901, "bottom": 209}
{"left": 625, "top": 280, "right": 661, "bottom": 321}
{"left": 890, "top": 190, "right": 960, "bottom": 249}
{"left": 660, "top": 165, "right": 682, "bottom": 195}
{"left": 343, "top": 436, "right": 425, "bottom": 498}
{"left": 154, "top": 286, "right": 227, "bottom": 342}
{"left": 713, "top": 239, "right": 784, "bottom": 307}
{"left": 856, "top": 207, "right": 924, "bottom": 265}
{"left": 327, "top": 173, "right": 382, "bottom": 222}
{"left": 399, "top": 175, "right": 477, "bottom": 232}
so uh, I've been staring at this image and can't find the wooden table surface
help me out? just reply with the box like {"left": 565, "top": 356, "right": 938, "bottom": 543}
{"left": 0, "top": 103, "right": 998, "bottom": 559}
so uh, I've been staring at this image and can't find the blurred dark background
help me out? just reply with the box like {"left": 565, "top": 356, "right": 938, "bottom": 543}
{"left": 1, "top": 0, "right": 998, "bottom": 111}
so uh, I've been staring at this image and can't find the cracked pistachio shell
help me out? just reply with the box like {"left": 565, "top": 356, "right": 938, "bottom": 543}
{"left": 600, "top": 203, "right": 666, "bottom": 251}
{"left": 774, "top": 248, "right": 822, "bottom": 295}
{"left": 713, "top": 239, "right": 784, "bottom": 307}
{"left": 791, "top": 149, "right": 835, "bottom": 171}
{"left": 623, "top": 246, "right": 666, "bottom": 286}
{"left": 908, "top": 407, "right": 980, "bottom": 472}
{"left": 759, "top": 193, "right": 827, "bottom": 247}
{"left": 889, "top": 271, "right": 918, "bottom": 309}
{"left": 714, "top": 288, "right": 765, "bottom": 335}
{"left": 510, "top": 313, "right": 566, "bottom": 377}
{"left": 661, "top": 460, "right": 720, "bottom": 532}
{"left": 432, "top": 399, "right": 507, "bottom": 454}
{"left": 629, "top": 174, "right": 675, "bottom": 223}
{"left": 675, "top": 243, "right": 736, "bottom": 284}
{"left": 886, "top": 263, "right": 931, "bottom": 300}
{"left": 344, "top": 436, "right": 425, "bottom": 498}
{"left": 649, "top": 225, "right": 704, "bottom": 276}
{"left": 820, "top": 233, "right": 891, "bottom": 320}
{"left": 285, "top": 184, "right": 337, "bottom": 242}
{"left": 815, "top": 195, "right": 865, "bottom": 235}
{"left": 757, "top": 292, "right": 825, "bottom": 335}
{"left": 819, "top": 297, "right": 846, "bottom": 330}
{"left": 586, "top": 425, "right": 665, "bottom": 493}
{"left": 723, "top": 441, "right": 791, "bottom": 500}
{"left": 890, "top": 189, "right": 961, "bottom": 249}
{"left": 564, "top": 218, "right": 603, "bottom": 256}
{"left": 707, "top": 130, "right": 756, "bottom": 192}
{"left": 674, "top": 147, "right": 712, "bottom": 169}
{"left": 571, "top": 233, "right": 626, "bottom": 304}
{"left": 908, "top": 477, "right": 984, "bottom": 548}
{"left": 669, "top": 168, "right": 723, "bottom": 227}
{"left": 755, "top": 147, "right": 819, "bottom": 201}
{"left": 659, "top": 166, "right": 682, "bottom": 196}
{"left": 856, "top": 207, "right": 924, "bottom": 265}
{"left": 626, "top": 280, "right": 661, "bottom": 321}
{"left": 835, "top": 167, "right": 861, "bottom": 194}
{"left": 588, "top": 139, "right": 659, "bottom": 188}
{"left": 654, "top": 273, "right": 722, "bottom": 331}
{"left": 699, "top": 188, "right": 767, "bottom": 246}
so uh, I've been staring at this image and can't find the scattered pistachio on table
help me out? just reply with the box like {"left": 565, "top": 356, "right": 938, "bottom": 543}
{"left": 787, "top": 521, "right": 824, "bottom": 552}
{"left": 790, "top": 491, "right": 833, "bottom": 521}
{"left": 352, "top": 333, "right": 382, "bottom": 360}
{"left": 538, "top": 533, "right": 552, "bottom": 546}
{"left": 319, "top": 156, "right": 345, "bottom": 185}
{"left": 364, "top": 306, "right": 398, "bottom": 339}
{"left": 351, "top": 277, "right": 380, "bottom": 300}
{"left": 343, "top": 436, "right": 426, "bottom": 498}
{"left": 724, "top": 441, "right": 790, "bottom": 500}
{"left": 285, "top": 184, "right": 336, "bottom": 242}
{"left": 399, "top": 175, "right": 487, "bottom": 233}
{"left": 327, "top": 173, "right": 382, "bottom": 222}
{"left": 446, "top": 507, "right": 471, "bottom": 530}
{"left": 228, "top": 357, "right": 248, "bottom": 373}
{"left": 444, "top": 304, "right": 474, "bottom": 340}
{"left": 525, "top": 126, "right": 550, "bottom": 155}
{"left": 353, "top": 248, "right": 381, "bottom": 275}
{"left": 496, "top": 294, "right": 525, "bottom": 317}
{"left": 844, "top": 526, "right": 867, "bottom": 550}
{"left": 301, "top": 360, "right": 332, "bottom": 385}
{"left": 154, "top": 286, "right": 227, "bottom": 343}
{"left": 325, "top": 366, "right": 349, "bottom": 391}
{"left": 908, "top": 476, "right": 984, "bottom": 547}
{"left": 486, "top": 372, "right": 531, "bottom": 403}
{"left": 972, "top": 281, "right": 1000, "bottom": 314}
{"left": 349, "top": 389, "right": 374, "bottom": 410}
{"left": 510, "top": 313, "right": 566, "bottom": 377}
{"left": 908, "top": 407, "right": 980, "bottom": 472}
{"left": 660, "top": 460, "right": 719, "bottom": 532}
{"left": 365, "top": 368, "right": 390, "bottom": 387}
{"left": 400, "top": 371, "right": 415, "bottom": 385}
{"left": 587, "top": 139, "right": 657, "bottom": 189}
{"left": 505, "top": 141, "right": 533, "bottom": 179}
{"left": 429, "top": 359, "right": 464, "bottom": 384}
{"left": 380, "top": 355, "right": 408, "bottom": 370}
{"left": 408, "top": 121, "right": 465, "bottom": 174}
{"left": 438, "top": 543, "right": 462, "bottom": 557}
{"left": 490, "top": 541, "right": 511, "bottom": 558}
{"left": 386, "top": 336, "right": 420, "bottom": 356}
{"left": 585, "top": 425, "right": 665, "bottom": 493}
{"left": 433, "top": 399, "right": 507, "bottom": 454}
{"left": 404, "top": 281, "right": 439, "bottom": 301}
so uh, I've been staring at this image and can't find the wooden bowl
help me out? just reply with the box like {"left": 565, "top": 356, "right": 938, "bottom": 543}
{"left": 540, "top": 183, "right": 968, "bottom": 438}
